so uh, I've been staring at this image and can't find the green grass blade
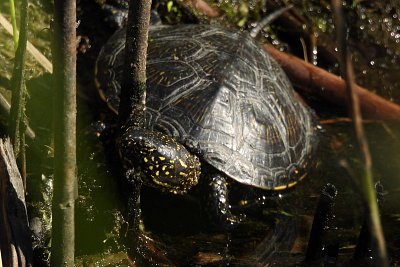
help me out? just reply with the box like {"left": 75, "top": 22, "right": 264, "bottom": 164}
{"left": 8, "top": 0, "right": 18, "bottom": 48}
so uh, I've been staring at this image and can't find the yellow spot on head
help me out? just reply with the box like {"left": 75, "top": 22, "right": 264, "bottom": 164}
{"left": 149, "top": 166, "right": 153, "bottom": 170}
{"left": 159, "top": 156, "right": 166, "bottom": 161}
{"left": 156, "top": 171, "right": 159, "bottom": 176}
{"left": 179, "top": 159, "right": 187, "bottom": 168}
{"left": 144, "top": 158, "right": 148, "bottom": 163}
{"left": 165, "top": 171, "right": 170, "bottom": 175}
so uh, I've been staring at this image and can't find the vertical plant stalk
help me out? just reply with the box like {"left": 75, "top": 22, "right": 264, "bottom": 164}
{"left": 118, "top": 0, "right": 151, "bottom": 258}
{"left": 331, "top": 1, "right": 389, "bottom": 265}
{"left": 8, "top": 0, "right": 18, "bottom": 48}
{"left": 118, "top": 0, "right": 151, "bottom": 130}
{"left": 50, "top": 0, "right": 77, "bottom": 266}
{"left": 20, "top": 131, "right": 26, "bottom": 190}
{"left": 8, "top": 0, "right": 28, "bottom": 156}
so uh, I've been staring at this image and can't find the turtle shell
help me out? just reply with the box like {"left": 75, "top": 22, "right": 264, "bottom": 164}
{"left": 96, "top": 24, "right": 317, "bottom": 190}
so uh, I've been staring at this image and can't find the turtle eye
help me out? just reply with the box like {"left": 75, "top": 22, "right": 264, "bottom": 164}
{"left": 119, "top": 128, "right": 201, "bottom": 194}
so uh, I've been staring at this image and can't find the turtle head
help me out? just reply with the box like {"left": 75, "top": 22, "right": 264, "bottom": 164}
{"left": 118, "top": 128, "right": 201, "bottom": 194}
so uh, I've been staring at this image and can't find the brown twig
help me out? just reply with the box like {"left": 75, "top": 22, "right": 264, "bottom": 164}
{"left": 118, "top": 0, "right": 151, "bottom": 260}
{"left": 186, "top": 0, "right": 220, "bottom": 18}
{"left": 118, "top": 0, "right": 151, "bottom": 130}
{"left": 263, "top": 44, "right": 400, "bottom": 122}
{"left": 50, "top": 0, "right": 77, "bottom": 266}
{"left": 332, "top": 0, "right": 389, "bottom": 265}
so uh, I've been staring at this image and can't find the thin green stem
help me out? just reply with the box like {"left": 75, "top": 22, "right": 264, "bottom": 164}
{"left": 9, "top": 0, "right": 28, "bottom": 156}
{"left": 331, "top": 0, "right": 389, "bottom": 265}
{"left": 8, "top": 0, "right": 18, "bottom": 48}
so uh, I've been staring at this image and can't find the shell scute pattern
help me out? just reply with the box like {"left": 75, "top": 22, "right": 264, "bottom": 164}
{"left": 96, "top": 24, "right": 316, "bottom": 190}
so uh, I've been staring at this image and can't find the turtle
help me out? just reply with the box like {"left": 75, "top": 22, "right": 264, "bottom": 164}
{"left": 95, "top": 24, "right": 317, "bottom": 228}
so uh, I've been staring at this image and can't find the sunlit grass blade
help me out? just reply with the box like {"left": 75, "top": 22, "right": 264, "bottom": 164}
{"left": 8, "top": 0, "right": 18, "bottom": 48}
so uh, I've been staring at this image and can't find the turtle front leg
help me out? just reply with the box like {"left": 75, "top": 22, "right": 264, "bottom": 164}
{"left": 204, "top": 174, "right": 245, "bottom": 230}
